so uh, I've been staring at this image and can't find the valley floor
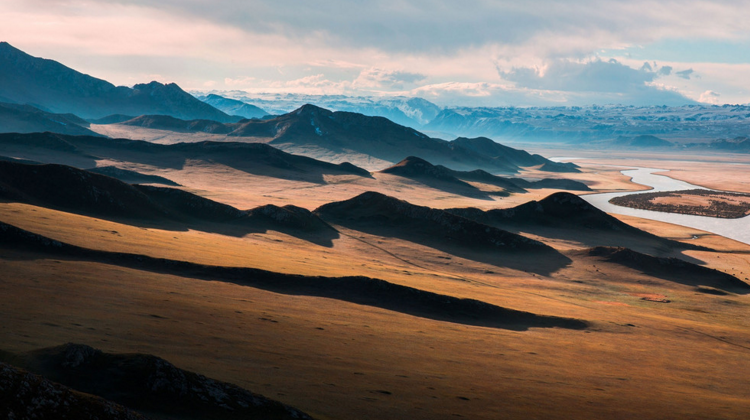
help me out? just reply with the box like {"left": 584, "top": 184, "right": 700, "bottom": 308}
{"left": 2, "top": 152, "right": 750, "bottom": 419}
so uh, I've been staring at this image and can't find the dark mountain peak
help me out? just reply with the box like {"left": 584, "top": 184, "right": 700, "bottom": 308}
{"left": 503, "top": 192, "right": 611, "bottom": 223}
{"left": 380, "top": 156, "right": 464, "bottom": 183}
{"left": 248, "top": 204, "right": 333, "bottom": 231}
{"left": 316, "top": 191, "right": 555, "bottom": 253}
{"left": 294, "top": 103, "right": 333, "bottom": 117}
{"left": 537, "top": 192, "right": 596, "bottom": 213}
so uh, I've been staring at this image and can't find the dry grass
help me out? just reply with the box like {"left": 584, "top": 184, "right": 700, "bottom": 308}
{"left": 2, "top": 152, "right": 750, "bottom": 419}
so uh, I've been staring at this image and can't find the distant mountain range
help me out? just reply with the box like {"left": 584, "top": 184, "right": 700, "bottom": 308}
{"left": 104, "top": 104, "right": 576, "bottom": 173}
{"left": 0, "top": 42, "right": 236, "bottom": 122}
{"left": 425, "top": 104, "right": 750, "bottom": 143}
{"left": 192, "top": 91, "right": 442, "bottom": 129}
{"left": 197, "top": 94, "right": 269, "bottom": 119}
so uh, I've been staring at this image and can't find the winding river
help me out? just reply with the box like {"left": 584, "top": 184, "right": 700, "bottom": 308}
{"left": 579, "top": 167, "right": 750, "bottom": 246}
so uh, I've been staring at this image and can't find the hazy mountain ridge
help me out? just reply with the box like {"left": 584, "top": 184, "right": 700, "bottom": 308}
{"left": 427, "top": 104, "right": 750, "bottom": 143}
{"left": 192, "top": 91, "right": 441, "bottom": 129}
{"left": 0, "top": 42, "right": 236, "bottom": 122}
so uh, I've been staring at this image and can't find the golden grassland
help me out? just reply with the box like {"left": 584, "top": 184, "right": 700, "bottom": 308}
{"left": 2, "top": 156, "right": 750, "bottom": 419}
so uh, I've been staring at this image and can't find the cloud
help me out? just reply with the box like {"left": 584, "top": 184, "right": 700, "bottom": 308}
{"left": 699, "top": 90, "right": 721, "bottom": 104}
{"left": 353, "top": 68, "right": 427, "bottom": 90}
{"left": 497, "top": 58, "right": 696, "bottom": 105}
{"left": 1, "top": 0, "right": 748, "bottom": 105}
{"left": 499, "top": 58, "right": 659, "bottom": 93}
{"left": 224, "top": 76, "right": 256, "bottom": 87}
{"left": 676, "top": 69, "right": 695, "bottom": 79}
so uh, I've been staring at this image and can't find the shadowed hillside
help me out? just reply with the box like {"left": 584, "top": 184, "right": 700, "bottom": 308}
{"left": 0, "top": 132, "right": 372, "bottom": 183}
{"left": 0, "top": 160, "right": 339, "bottom": 245}
{"left": 315, "top": 191, "right": 572, "bottom": 273}
{"left": 584, "top": 246, "right": 750, "bottom": 293}
{"left": 380, "top": 156, "right": 590, "bottom": 198}
{"left": 446, "top": 192, "right": 708, "bottom": 255}
{"left": 1, "top": 343, "right": 315, "bottom": 420}
{"left": 0, "top": 220, "right": 588, "bottom": 331}
{"left": 0, "top": 362, "right": 149, "bottom": 420}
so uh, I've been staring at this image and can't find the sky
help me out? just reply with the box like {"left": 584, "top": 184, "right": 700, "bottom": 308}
{"left": 2, "top": 0, "right": 750, "bottom": 107}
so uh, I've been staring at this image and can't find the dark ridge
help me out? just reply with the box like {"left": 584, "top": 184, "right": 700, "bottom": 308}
{"left": 86, "top": 166, "right": 180, "bottom": 186}
{"left": 0, "top": 362, "right": 149, "bottom": 420}
{"left": 381, "top": 156, "right": 465, "bottom": 183}
{"left": 87, "top": 114, "right": 135, "bottom": 124}
{"left": 315, "top": 191, "right": 550, "bottom": 252}
{"left": 447, "top": 168, "right": 527, "bottom": 193}
{"left": 2, "top": 343, "right": 315, "bottom": 420}
{"left": 121, "top": 114, "right": 234, "bottom": 134}
{"left": 0, "top": 155, "right": 41, "bottom": 165}
{"left": 133, "top": 185, "right": 247, "bottom": 223}
{"left": 222, "top": 105, "right": 565, "bottom": 173}
{"left": 507, "top": 177, "right": 591, "bottom": 191}
{"left": 379, "top": 156, "right": 491, "bottom": 199}
{"left": 0, "top": 160, "right": 169, "bottom": 220}
{"left": 0, "top": 220, "right": 587, "bottom": 331}
{"left": 538, "top": 161, "right": 582, "bottom": 173}
{"left": 315, "top": 191, "right": 571, "bottom": 274}
{"left": 586, "top": 246, "right": 749, "bottom": 293}
{"left": 0, "top": 131, "right": 80, "bottom": 153}
{"left": 0, "top": 132, "right": 373, "bottom": 182}
{"left": 247, "top": 204, "right": 334, "bottom": 232}
{"left": 0, "top": 102, "right": 101, "bottom": 136}
{"left": 449, "top": 137, "right": 580, "bottom": 173}
{"left": 446, "top": 192, "right": 709, "bottom": 253}
{"left": 381, "top": 156, "right": 588, "bottom": 194}
{"left": 0, "top": 160, "right": 339, "bottom": 246}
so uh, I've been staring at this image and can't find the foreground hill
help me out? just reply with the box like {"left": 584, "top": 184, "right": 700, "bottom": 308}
{"left": 0, "top": 362, "right": 148, "bottom": 420}
{"left": 0, "top": 42, "right": 236, "bottom": 122}
{"left": 1, "top": 343, "right": 315, "bottom": 420}
{"left": 0, "top": 102, "right": 100, "bottom": 136}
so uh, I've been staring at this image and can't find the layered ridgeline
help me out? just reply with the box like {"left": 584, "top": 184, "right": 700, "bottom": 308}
{"left": 193, "top": 91, "right": 441, "bottom": 129}
{"left": 0, "top": 132, "right": 370, "bottom": 183}
{"left": 380, "top": 156, "right": 589, "bottom": 196}
{"left": 0, "top": 42, "right": 235, "bottom": 122}
{"left": 107, "top": 104, "right": 578, "bottom": 174}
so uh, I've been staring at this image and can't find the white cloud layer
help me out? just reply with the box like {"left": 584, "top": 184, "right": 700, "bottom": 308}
{"left": 1, "top": 0, "right": 749, "bottom": 105}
